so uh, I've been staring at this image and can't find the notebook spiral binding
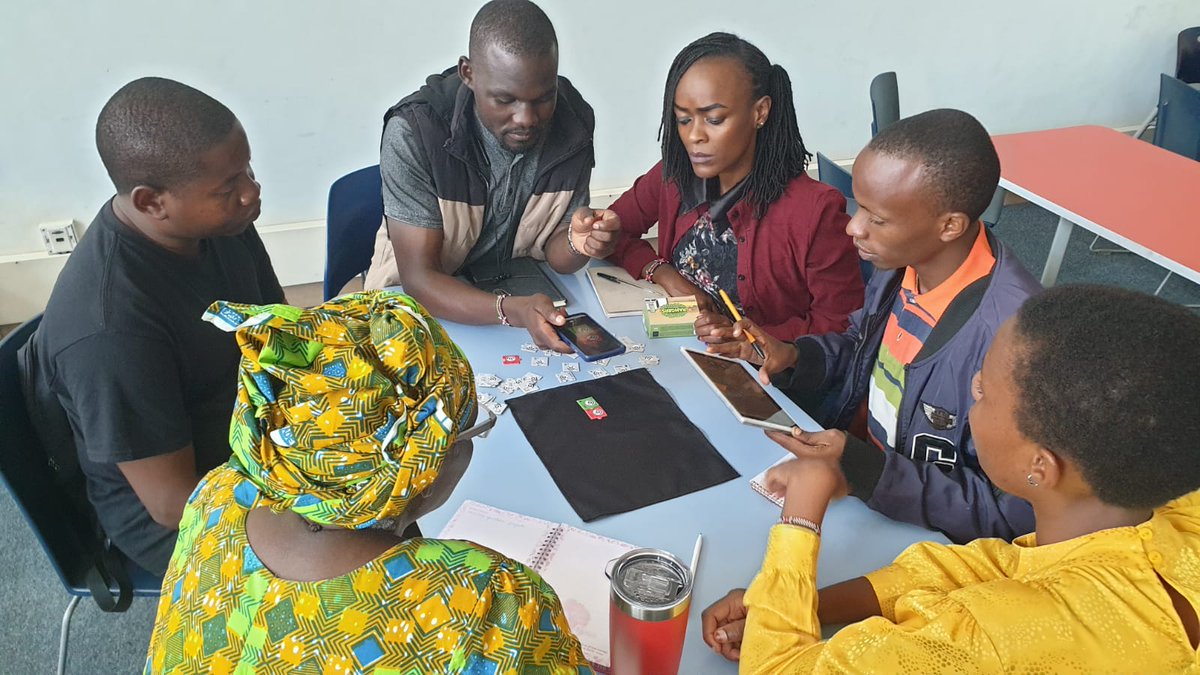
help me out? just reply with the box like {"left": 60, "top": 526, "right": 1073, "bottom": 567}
{"left": 530, "top": 525, "right": 565, "bottom": 570}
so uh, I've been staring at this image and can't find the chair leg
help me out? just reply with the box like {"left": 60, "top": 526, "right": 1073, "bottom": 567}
{"left": 1132, "top": 107, "right": 1157, "bottom": 141}
{"left": 1155, "top": 272, "right": 1200, "bottom": 308}
{"left": 58, "top": 595, "right": 81, "bottom": 675}
{"left": 1155, "top": 271, "right": 1172, "bottom": 297}
{"left": 1094, "top": 230, "right": 1128, "bottom": 252}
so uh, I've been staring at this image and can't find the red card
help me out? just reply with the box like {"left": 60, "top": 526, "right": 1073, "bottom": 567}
{"left": 502, "top": 355, "right": 521, "bottom": 366}
{"left": 586, "top": 406, "right": 608, "bottom": 420}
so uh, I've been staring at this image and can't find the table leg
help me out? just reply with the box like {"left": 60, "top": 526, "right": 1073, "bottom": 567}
{"left": 1040, "top": 216, "right": 1073, "bottom": 286}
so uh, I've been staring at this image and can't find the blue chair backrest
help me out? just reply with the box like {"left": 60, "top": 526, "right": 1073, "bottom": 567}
{"left": 1, "top": 317, "right": 161, "bottom": 604}
{"left": 324, "top": 165, "right": 384, "bottom": 301}
{"left": 816, "top": 152, "right": 854, "bottom": 204}
{"left": 0, "top": 316, "right": 96, "bottom": 592}
{"left": 1177, "top": 26, "right": 1200, "bottom": 85}
{"left": 815, "top": 153, "right": 872, "bottom": 283}
{"left": 1153, "top": 73, "right": 1200, "bottom": 161}
{"left": 870, "top": 72, "right": 900, "bottom": 138}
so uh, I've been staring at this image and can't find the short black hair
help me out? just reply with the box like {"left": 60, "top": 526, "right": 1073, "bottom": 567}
{"left": 1012, "top": 285, "right": 1200, "bottom": 509}
{"left": 659, "top": 32, "right": 810, "bottom": 218}
{"left": 866, "top": 108, "right": 999, "bottom": 222}
{"left": 468, "top": 0, "right": 557, "bottom": 59}
{"left": 95, "top": 77, "right": 237, "bottom": 194}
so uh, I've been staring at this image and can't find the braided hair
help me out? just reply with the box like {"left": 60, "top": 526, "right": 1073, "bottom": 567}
{"left": 659, "top": 32, "right": 810, "bottom": 218}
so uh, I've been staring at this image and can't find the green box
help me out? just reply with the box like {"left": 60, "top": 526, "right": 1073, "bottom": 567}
{"left": 642, "top": 296, "right": 700, "bottom": 339}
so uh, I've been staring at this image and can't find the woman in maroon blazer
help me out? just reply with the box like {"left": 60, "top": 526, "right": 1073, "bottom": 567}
{"left": 603, "top": 33, "right": 863, "bottom": 341}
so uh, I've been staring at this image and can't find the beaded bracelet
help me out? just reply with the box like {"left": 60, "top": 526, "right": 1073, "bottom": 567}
{"left": 642, "top": 258, "right": 670, "bottom": 282}
{"left": 495, "top": 291, "right": 512, "bottom": 327}
{"left": 780, "top": 515, "right": 821, "bottom": 536}
{"left": 567, "top": 231, "right": 586, "bottom": 257}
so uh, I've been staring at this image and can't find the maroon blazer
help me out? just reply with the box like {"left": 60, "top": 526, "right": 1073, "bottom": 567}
{"left": 607, "top": 161, "right": 864, "bottom": 340}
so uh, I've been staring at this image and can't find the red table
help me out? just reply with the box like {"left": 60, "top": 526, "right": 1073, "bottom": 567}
{"left": 992, "top": 125, "right": 1200, "bottom": 286}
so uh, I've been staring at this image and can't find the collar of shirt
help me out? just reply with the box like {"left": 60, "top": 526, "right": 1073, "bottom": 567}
{"left": 900, "top": 225, "right": 995, "bottom": 323}
{"left": 472, "top": 108, "right": 545, "bottom": 174}
{"left": 679, "top": 174, "right": 749, "bottom": 232}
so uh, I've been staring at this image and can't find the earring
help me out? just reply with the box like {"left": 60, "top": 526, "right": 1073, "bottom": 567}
{"left": 756, "top": 122, "right": 764, "bottom": 129}
{"left": 1027, "top": 473, "right": 1039, "bottom": 487}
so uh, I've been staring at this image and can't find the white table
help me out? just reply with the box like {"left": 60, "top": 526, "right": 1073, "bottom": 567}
{"left": 414, "top": 265, "right": 948, "bottom": 672}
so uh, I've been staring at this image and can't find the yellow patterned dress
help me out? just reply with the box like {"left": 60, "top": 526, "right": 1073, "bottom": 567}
{"left": 144, "top": 464, "right": 593, "bottom": 674}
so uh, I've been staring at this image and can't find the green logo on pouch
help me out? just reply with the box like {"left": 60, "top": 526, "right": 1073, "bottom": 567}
{"left": 660, "top": 303, "right": 688, "bottom": 318}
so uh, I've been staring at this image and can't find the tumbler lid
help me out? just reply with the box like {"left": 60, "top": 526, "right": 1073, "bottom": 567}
{"left": 610, "top": 548, "right": 692, "bottom": 621}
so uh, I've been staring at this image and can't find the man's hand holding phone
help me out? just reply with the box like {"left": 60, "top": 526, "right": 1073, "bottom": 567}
{"left": 507, "top": 294, "right": 572, "bottom": 353}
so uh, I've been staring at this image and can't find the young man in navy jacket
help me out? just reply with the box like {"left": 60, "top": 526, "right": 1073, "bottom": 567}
{"left": 712, "top": 109, "right": 1041, "bottom": 544}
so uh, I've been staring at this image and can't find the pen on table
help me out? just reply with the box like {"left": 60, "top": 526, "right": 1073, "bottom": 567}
{"left": 598, "top": 271, "right": 663, "bottom": 296}
{"left": 717, "top": 289, "right": 767, "bottom": 361}
{"left": 690, "top": 533, "right": 703, "bottom": 576}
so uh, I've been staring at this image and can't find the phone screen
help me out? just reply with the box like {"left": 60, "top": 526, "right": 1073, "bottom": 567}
{"left": 686, "top": 350, "right": 785, "bottom": 422}
{"left": 558, "top": 314, "right": 624, "bottom": 358}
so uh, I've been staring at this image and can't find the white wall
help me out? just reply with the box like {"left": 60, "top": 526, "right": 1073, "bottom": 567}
{"left": 1, "top": 1, "right": 1196, "bottom": 267}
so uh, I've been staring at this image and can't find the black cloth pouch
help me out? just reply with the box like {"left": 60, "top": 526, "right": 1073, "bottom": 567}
{"left": 506, "top": 368, "right": 739, "bottom": 521}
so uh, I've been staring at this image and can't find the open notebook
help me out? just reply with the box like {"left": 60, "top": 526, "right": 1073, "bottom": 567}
{"left": 437, "top": 500, "right": 638, "bottom": 670}
{"left": 585, "top": 266, "right": 665, "bottom": 317}
{"left": 749, "top": 454, "right": 793, "bottom": 508}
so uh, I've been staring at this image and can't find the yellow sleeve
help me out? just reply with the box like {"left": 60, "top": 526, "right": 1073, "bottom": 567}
{"left": 739, "top": 525, "right": 824, "bottom": 675}
{"left": 865, "top": 538, "right": 1016, "bottom": 620}
{"left": 741, "top": 527, "right": 1006, "bottom": 675}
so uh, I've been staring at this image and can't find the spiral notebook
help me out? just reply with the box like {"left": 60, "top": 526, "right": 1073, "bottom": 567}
{"left": 749, "top": 454, "right": 792, "bottom": 508}
{"left": 437, "top": 500, "right": 638, "bottom": 670}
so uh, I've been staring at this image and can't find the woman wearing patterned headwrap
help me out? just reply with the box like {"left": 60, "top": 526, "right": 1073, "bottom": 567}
{"left": 144, "top": 291, "right": 591, "bottom": 674}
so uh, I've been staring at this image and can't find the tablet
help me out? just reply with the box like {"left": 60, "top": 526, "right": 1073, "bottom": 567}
{"left": 681, "top": 348, "right": 796, "bottom": 432}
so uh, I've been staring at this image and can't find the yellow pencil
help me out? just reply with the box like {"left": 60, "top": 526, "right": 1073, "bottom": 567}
{"left": 717, "top": 289, "right": 767, "bottom": 360}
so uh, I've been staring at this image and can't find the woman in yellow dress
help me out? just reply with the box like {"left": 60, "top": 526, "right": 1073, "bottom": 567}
{"left": 144, "top": 292, "right": 591, "bottom": 674}
{"left": 704, "top": 284, "right": 1200, "bottom": 673}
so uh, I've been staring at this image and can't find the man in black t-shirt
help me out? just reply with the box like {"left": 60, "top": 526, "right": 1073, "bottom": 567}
{"left": 19, "top": 77, "right": 284, "bottom": 574}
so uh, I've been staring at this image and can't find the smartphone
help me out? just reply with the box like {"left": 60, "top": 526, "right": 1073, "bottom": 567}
{"left": 555, "top": 313, "right": 627, "bottom": 362}
{"left": 681, "top": 347, "right": 797, "bottom": 432}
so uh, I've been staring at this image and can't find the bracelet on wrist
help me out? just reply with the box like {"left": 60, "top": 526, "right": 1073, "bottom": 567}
{"left": 566, "top": 231, "right": 586, "bottom": 257}
{"left": 780, "top": 515, "right": 821, "bottom": 536}
{"left": 642, "top": 258, "right": 670, "bottom": 282}
{"left": 495, "top": 292, "right": 512, "bottom": 327}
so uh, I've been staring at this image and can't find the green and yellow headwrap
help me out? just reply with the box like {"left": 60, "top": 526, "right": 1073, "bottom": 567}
{"left": 203, "top": 291, "right": 476, "bottom": 529}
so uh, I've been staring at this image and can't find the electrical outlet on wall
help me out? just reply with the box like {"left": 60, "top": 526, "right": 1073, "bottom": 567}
{"left": 39, "top": 220, "right": 78, "bottom": 255}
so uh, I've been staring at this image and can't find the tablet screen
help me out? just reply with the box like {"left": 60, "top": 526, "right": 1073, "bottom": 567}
{"left": 684, "top": 350, "right": 785, "bottom": 422}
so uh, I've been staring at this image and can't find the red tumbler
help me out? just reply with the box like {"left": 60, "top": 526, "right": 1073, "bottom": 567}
{"left": 608, "top": 548, "right": 693, "bottom": 675}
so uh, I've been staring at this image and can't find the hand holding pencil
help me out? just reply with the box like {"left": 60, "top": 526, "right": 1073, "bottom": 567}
{"left": 716, "top": 290, "right": 766, "bottom": 361}
{"left": 705, "top": 293, "right": 801, "bottom": 385}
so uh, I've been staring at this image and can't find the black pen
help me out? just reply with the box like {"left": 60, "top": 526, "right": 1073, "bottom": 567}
{"left": 598, "top": 272, "right": 651, "bottom": 291}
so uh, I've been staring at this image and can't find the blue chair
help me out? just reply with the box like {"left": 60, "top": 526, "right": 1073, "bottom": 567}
{"left": 324, "top": 165, "right": 384, "bottom": 301}
{"left": 867, "top": 71, "right": 1004, "bottom": 227}
{"left": 1148, "top": 74, "right": 1200, "bottom": 301}
{"left": 0, "top": 316, "right": 161, "bottom": 675}
{"left": 816, "top": 152, "right": 854, "bottom": 206}
{"left": 1153, "top": 73, "right": 1200, "bottom": 161}
{"left": 1177, "top": 26, "right": 1200, "bottom": 84}
{"left": 816, "top": 153, "right": 872, "bottom": 283}
{"left": 869, "top": 72, "right": 900, "bottom": 138}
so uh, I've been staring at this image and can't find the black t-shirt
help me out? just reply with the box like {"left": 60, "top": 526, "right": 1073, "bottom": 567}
{"left": 25, "top": 200, "right": 284, "bottom": 573}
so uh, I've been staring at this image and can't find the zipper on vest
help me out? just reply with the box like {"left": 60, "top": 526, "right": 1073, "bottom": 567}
{"left": 533, "top": 136, "right": 592, "bottom": 183}
{"left": 833, "top": 284, "right": 896, "bottom": 427}
{"left": 895, "top": 362, "right": 911, "bottom": 456}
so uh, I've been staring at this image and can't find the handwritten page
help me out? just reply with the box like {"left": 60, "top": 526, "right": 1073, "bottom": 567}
{"left": 437, "top": 501, "right": 557, "bottom": 564}
{"left": 539, "top": 526, "right": 637, "bottom": 667}
{"left": 437, "top": 500, "right": 639, "bottom": 669}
